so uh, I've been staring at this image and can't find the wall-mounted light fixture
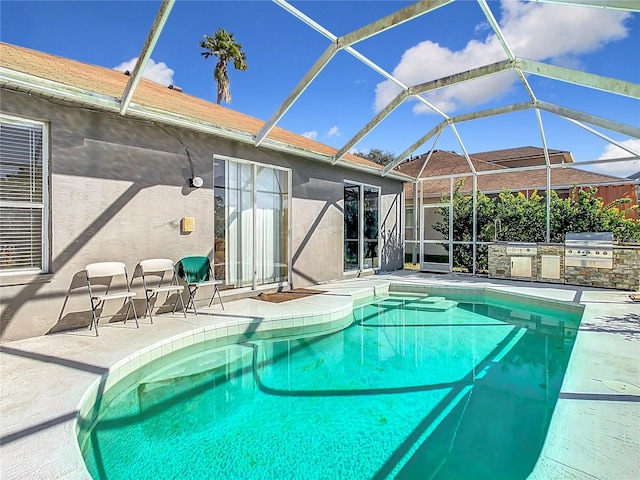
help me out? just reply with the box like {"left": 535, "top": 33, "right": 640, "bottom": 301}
{"left": 181, "top": 217, "right": 196, "bottom": 233}
{"left": 189, "top": 176, "right": 204, "bottom": 188}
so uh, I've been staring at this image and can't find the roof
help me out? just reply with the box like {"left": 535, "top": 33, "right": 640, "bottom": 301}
{"left": 400, "top": 150, "right": 631, "bottom": 198}
{"left": 0, "top": 42, "right": 412, "bottom": 181}
{"left": 397, "top": 150, "right": 508, "bottom": 178}
{"left": 469, "top": 146, "right": 571, "bottom": 163}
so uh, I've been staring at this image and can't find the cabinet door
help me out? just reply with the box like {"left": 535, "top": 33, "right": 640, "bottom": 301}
{"left": 541, "top": 255, "right": 561, "bottom": 279}
{"left": 511, "top": 256, "right": 532, "bottom": 277}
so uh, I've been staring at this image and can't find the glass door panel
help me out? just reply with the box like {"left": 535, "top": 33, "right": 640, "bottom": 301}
{"left": 363, "top": 186, "right": 379, "bottom": 269}
{"left": 255, "top": 166, "right": 288, "bottom": 285}
{"left": 226, "top": 161, "right": 254, "bottom": 288}
{"left": 213, "top": 159, "right": 227, "bottom": 282}
{"left": 344, "top": 183, "right": 360, "bottom": 271}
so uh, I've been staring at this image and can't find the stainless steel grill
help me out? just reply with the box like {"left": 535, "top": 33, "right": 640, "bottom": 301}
{"left": 565, "top": 232, "right": 614, "bottom": 268}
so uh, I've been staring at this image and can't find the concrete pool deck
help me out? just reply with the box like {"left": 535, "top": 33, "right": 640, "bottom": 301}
{"left": 1, "top": 271, "right": 639, "bottom": 479}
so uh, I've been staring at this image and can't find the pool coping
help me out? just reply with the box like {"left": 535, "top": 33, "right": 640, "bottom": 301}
{"left": 1, "top": 273, "right": 638, "bottom": 479}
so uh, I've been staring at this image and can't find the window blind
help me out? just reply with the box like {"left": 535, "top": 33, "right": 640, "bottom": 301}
{"left": 0, "top": 119, "right": 46, "bottom": 272}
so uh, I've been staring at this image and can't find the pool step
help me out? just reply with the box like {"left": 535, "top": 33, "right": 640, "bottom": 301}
{"left": 417, "top": 299, "right": 458, "bottom": 312}
{"left": 374, "top": 296, "right": 452, "bottom": 309}
{"left": 142, "top": 345, "right": 252, "bottom": 385}
{"left": 412, "top": 296, "right": 446, "bottom": 304}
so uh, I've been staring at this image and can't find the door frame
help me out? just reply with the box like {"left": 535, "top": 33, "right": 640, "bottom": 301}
{"left": 420, "top": 202, "right": 452, "bottom": 273}
{"left": 214, "top": 153, "right": 292, "bottom": 291}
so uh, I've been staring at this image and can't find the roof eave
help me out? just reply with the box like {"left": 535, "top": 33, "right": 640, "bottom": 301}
{"left": 0, "top": 67, "right": 411, "bottom": 182}
{"left": 0, "top": 65, "right": 120, "bottom": 111}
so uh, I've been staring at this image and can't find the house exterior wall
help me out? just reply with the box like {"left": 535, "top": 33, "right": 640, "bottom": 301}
{"left": 0, "top": 90, "right": 404, "bottom": 341}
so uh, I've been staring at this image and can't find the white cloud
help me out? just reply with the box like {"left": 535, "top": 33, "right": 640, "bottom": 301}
{"left": 113, "top": 57, "right": 175, "bottom": 87}
{"left": 474, "top": 20, "right": 491, "bottom": 36}
{"left": 586, "top": 139, "right": 640, "bottom": 177}
{"left": 327, "top": 126, "right": 341, "bottom": 138}
{"left": 374, "top": 0, "right": 631, "bottom": 114}
{"left": 302, "top": 131, "right": 318, "bottom": 140}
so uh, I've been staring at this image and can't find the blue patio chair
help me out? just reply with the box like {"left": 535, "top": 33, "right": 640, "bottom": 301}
{"left": 176, "top": 256, "right": 224, "bottom": 314}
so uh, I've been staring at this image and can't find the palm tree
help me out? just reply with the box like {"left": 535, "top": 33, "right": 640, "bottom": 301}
{"left": 199, "top": 28, "right": 248, "bottom": 105}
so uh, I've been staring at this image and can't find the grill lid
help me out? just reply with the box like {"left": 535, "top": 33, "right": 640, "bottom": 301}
{"left": 565, "top": 232, "right": 614, "bottom": 244}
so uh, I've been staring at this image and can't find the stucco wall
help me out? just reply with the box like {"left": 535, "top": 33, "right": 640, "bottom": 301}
{"left": 0, "top": 90, "right": 404, "bottom": 341}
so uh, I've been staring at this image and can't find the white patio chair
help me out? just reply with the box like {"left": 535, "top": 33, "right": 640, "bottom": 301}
{"left": 85, "top": 261, "right": 139, "bottom": 336}
{"left": 137, "top": 258, "right": 187, "bottom": 323}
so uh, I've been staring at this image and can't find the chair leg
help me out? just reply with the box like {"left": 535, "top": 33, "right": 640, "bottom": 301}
{"left": 215, "top": 285, "right": 225, "bottom": 310}
{"left": 172, "top": 289, "right": 187, "bottom": 318}
{"left": 180, "top": 292, "right": 187, "bottom": 317}
{"left": 130, "top": 297, "right": 139, "bottom": 328}
{"left": 89, "top": 299, "right": 100, "bottom": 337}
{"left": 123, "top": 300, "right": 130, "bottom": 325}
{"left": 208, "top": 284, "right": 224, "bottom": 309}
{"left": 188, "top": 285, "right": 199, "bottom": 315}
{"left": 171, "top": 292, "right": 178, "bottom": 315}
{"left": 145, "top": 291, "right": 155, "bottom": 324}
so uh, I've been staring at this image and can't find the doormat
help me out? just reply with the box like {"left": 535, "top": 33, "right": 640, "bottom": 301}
{"left": 251, "top": 288, "right": 325, "bottom": 303}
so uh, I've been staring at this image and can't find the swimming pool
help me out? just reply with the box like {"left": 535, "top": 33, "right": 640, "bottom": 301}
{"left": 78, "top": 291, "right": 583, "bottom": 479}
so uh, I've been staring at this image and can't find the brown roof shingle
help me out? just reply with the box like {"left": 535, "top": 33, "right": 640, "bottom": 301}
{"left": 397, "top": 150, "right": 508, "bottom": 177}
{"left": 469, "top": 146, "right": 567, "bottom": 163}
{"left": 0, "top": 42, "right": 404, "bottom": 176}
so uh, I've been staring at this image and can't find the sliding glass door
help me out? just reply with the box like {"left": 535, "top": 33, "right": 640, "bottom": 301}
{"left": 214, "top": 155, "right": 290, "bottom": 290}
{"left": 344, "top": 182, "right": 380, "bottom": 272}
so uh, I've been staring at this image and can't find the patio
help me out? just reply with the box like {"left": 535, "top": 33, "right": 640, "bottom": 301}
{"left": 1, "top": 272, "right": 638, "bottom": 479}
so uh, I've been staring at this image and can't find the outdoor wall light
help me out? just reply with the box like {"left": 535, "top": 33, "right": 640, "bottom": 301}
{"left": 189, "top": 176, "right": 204, "bottom": 188}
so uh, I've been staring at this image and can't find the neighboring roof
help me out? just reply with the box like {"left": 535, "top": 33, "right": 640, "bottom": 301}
{"left": 469, "top": 146, "right": 572, "bottom": 164}
{"left": 629, "top": 171, "right": 640, "bottom": 180}
{"left": 397, "top": 150, "right": 508, "bottom": 178}
{"left": 400, "top": 150, "right": 632, "bottom": 198}
{"left": 0, "top": 42, "right": 412, "bottom": 181}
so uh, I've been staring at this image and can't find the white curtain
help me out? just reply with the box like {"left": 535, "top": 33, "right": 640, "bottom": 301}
{"left": 256, "top": 167, "right": 286, "bottom": 285}
{"left": 226, "top": 161, "right": 253, "bottom": 288}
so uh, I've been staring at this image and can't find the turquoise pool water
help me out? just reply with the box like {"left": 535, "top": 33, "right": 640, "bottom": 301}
{"left": 79, "top": 292, "right": 582, "bottom": 479}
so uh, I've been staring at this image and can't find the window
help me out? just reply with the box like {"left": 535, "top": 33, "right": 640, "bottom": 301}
{"left": 344, "top": 182, "right": 380, "bottom": 272}
{"left": 0, "top": 115, "right": 48, "bottom": 274}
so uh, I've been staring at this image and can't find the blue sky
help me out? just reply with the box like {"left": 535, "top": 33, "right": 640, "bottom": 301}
{"left": 1, "top": 0, "right": 639, "bottom": 176}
